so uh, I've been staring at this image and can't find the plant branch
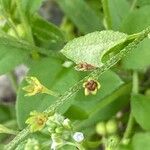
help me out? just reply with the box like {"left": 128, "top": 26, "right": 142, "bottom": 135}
{"left": 5, "top": 26, "right": 150, "bottom": 150}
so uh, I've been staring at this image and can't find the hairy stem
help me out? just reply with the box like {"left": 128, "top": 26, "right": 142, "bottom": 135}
{"left": 5, "top": 26, "right": 150, "bottom": 150}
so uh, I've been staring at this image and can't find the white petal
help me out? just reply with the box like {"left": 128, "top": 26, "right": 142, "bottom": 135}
{"left": 73, "top": 132, "right": 84, "bottom": 143}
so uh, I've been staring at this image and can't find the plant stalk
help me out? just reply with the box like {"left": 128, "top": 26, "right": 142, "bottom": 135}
{"left": 122, "top": 71, "right": 139, "bottom": 143}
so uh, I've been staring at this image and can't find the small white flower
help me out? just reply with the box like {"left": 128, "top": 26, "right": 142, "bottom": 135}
{"left": 73, "top": 132, "right": 84, "bottom": 143}
{"left": 63, "top": 119, "right": 71, "bottom": 129}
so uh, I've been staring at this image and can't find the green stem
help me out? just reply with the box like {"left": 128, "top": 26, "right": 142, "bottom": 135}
{"left": 5, "top": 26, "right": 150, "bottom": 150}
{"left": 66, "top": 142, "right": 85, "bottom": 150}
{"left": 5, "top": 128, "right": 30, "bottom": 150}
{"left": 102, "top": 0, "right": 112, "bottom": 29}
{"left": 43, "top": 88, "right": 61, "bottom": 97}
{"left": 122, "top": 71, "right": 138, "bottom": 144}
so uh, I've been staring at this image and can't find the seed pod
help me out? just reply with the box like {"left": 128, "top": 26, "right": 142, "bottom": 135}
{"left": 96, "top": 122, "right": 106, "bottom": 136}
{"left": 106, "top": 119, "right": 117, "bottom": 134}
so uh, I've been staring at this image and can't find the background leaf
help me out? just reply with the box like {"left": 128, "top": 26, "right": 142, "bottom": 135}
{"left": 108, "top": 0, "right": 130, "bottom": 30}
{"left": 137, "top": 0, "right": 150, "bottom": 7}
{"left": 61, "top": 31, "right": 128, "bottom": 67}
{"left": 121, "top": 5, "right": 150, "bottom": 34}
{"left": 132, "top": 132, "right": 150, "bottom": 150}
{"left": 131, "top": 94, "right": 150, "bottom": 130}
{"left": 21, "top": 0, "right": 44, "bottom": 16}
{"left": 122, "top": 38, "right": 150, "bottom": 70}
{"left": 0, "top": 35, "right": 30, "bottom": 75}
{"left": 121, "top": 5, "right": 150, "bottom": 70}
{"left": 57, "top": 0, "right": 103, "bottom": 34}
{"left": 31, "top": 16, "right": 65, "bottom": 50}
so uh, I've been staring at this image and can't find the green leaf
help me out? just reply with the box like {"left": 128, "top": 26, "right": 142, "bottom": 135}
{"left": 0, "top": 105, "right": 15, "bottom": 123}
{"left": 122, "top": 38, "right": 150, "bottom": 70}
{"left": 64, "top": 105, "right": 89, "bottom": 120}
{"left": 16, "top": 57, "right": 79, "bottom": 129}
{"left": 57, "top": 0, "right": 103, "bottom": 34}
{"left": 21, "top": 0, "right": 44, "bottom": 15}
{"left": 121, "top": 5, "right": 150, "bottom": 34}
{"left": 131, "top": 94, "right": 150, "bottom": 130}
{"left": 31, "top": 16, "right": 65, "bottom": 50}
{"left": 121, "top": 6, "right": 150, "bottom": 70}
{"left": 61, "top": 31, "right": 128, "bottom": 67}
{"left": 108, "top": 0, "right": 130, "bottom": 30}
{"left": 132, "top": 132, "right": 150, "bottom": 150}
{"left": 86, "top": 0, "right": 103, "bottom": 18}
{"left": 0, "top": 35, "right": 30, "bottom": 75}
{"left": 137, "top": 0, "right": 150, "bottom": 7}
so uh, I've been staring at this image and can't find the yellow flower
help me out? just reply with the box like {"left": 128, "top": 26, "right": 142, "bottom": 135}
{"left": 83, "top": 78, "right": 101, "bottom": 96}
{"left": 26, "top": 111, "right": 48, "bottom": 132}
{"left": 23, "top": 76, "right": 45, "bottom": 96}
{"left": 23, "top": 76, "right": 60, "bottom": 97}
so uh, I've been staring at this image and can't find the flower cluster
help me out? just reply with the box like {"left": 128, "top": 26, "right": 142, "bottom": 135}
{"left": 26, "top": 111, "right": 85, "bottom": 150}
{"left": 46, "top": 113, "right": 72, "bottom": 149}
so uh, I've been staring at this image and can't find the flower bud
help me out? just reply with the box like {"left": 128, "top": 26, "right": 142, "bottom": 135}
{"left": 25, "top": 138, "right": 40, "bottom": 150}
{"left": 106, "top": 119, "right": 117, "bottom": 134}
{"left": 48, "top": 127, "right": 55, "bottom": 134}
{"left": 55, "top": 127, "right": 64, "bottom": 134}
{"left": 62, "top": 119, "right": 71, "bottom": 129}
{"left": 46, "top": 120, "right": 57, "bottom": 129}
{"left": 73, "top": 132, "right": 84, "bottom": 143}
{"left": 106, "top": 135, "right": 120, "bottom": 149}
{"left": 96, "top": 122, "right": 106, "bottom": 136}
